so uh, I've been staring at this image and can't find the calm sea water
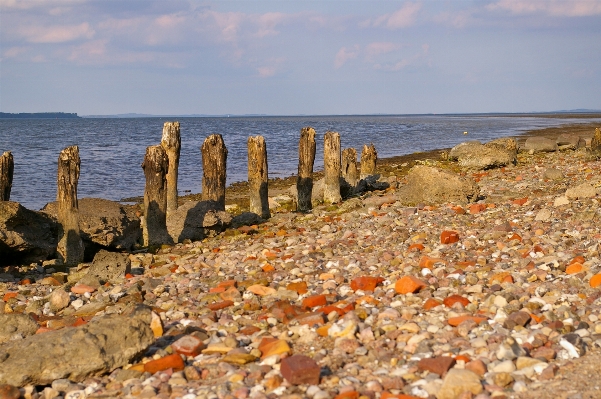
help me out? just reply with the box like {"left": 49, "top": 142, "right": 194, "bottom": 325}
{"left": 1, "top": 115, "right": 599, "bottom": 210}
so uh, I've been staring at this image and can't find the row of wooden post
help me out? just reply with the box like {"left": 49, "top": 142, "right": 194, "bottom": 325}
{"left": 0, "top": 123, "right": 377, "bottom": 264}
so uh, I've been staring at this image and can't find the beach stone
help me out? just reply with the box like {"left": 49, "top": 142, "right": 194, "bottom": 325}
{"left": 448, "top": 140, "right": 516, "bottom": 170}
{"left": 0, "top": 305, "right": 155, "bottom": 386}
{"left": 554, "top": 196, "right": 570, "bottom": 206}
{"left": 503, "top": 311, "right": 531, "bottom": 330}
{"left": 84, "top": 250, "right": 131, "bottom": 284}
{"left": 0, "top": 201, "right": 58, "bottom": 264}
{"left": 231, "top": 212, "right": 263, "bottom": 228}
{"left": 535, "top": 208, "right": 552, "bottom": 221}
{"left": 166, "top": 200, "right": 232, "bottom": 243}
{"left": 49, "top": 288, "right": 70, "bottom": 312}
{"left": 280, "top": 355, "right": 320, "bottom": 385}
{"left": 417, "top": 356, "right": 456, "bottom": 376}
{"left": 396, "top": 166, "right": 479, "bottom": 205}
{"left": 172, "top": 335, "right": 206, "bottom": 357}
{"left": 42, "top": 198, "right": 141, "bottom": 255}
{"left": 542, "top": 168, "right": 563, "bottom": 180}
{"left": 523, "top": 137, "right": 557, "bottom": 153}
{"left": 465, "top": 359, "right": 487, "bottom": 376}
{"left": 350, "top": 276, "right": 383, "bottom": 292}
{"left": 395, "top": 276, "right": 427, "bottom": 294}
{"left": 556, "top": 134, "right": 585, "bottom": 149}
{"left": 437, "top": 368, "right": 483, "bottom": 399}
{"left": 565, "top": 183, "right": 596, "bottom": 199}
{"left": 144, "top": 354, "right": 185, "bottom": 374}
{"left": 0, "top": 313, "right": 39, "bottom": 344}
{"left": 0, "top": 384, "right": 20, "bottom": 399}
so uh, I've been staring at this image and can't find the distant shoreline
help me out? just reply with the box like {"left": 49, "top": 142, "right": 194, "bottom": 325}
{"left": 0, "top": 112, "right": 80, "bottom": 119}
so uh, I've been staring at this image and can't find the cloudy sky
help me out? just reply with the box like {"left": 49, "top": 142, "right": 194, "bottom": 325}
{"left": 1, "top": 0, "right": 600, "bottom": 115}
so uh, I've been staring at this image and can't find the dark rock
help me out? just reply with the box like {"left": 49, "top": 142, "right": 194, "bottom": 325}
{"left": 396, "top": 166, "right": 480, "bottom": 205}
{"left": 166, "top": 201, "right": 232, "bottom": 243}
{"left": 503, "top": 311, "right": 531, "bottom": 330}
{"left": 231, "top": 212, "right": 264, "bottom": 229}
{"left": 0, "top": 201, "right": 57, "bottom": 265}
{"left": 42, "top": 198, "right": 141, "bottom": 258}
{"left": 0, "top": 314, "right": 39, "bottom": 344}
{"left": 0, "top": 305, "right": 155, "bottom": 386}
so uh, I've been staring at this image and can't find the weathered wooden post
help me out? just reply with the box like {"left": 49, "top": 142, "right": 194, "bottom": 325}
{"left": 360, "top": 143, "right": 378, "bottom": 179}
{"left": 323, "top": 131, "right": 342, "bottom": 204}
{"left": 341, "top": 148, "right": 358, "bottom": 188}
{"left": 247, "top": 135, "right": 270, "bottom": 219}
{"left": 296, "top": 127, "right": 316, "bottom": 212}
{"left": 0, "top": 151, "right": 14, "bottom": 201}
{"left": 142, "top": 145, "right": 172, "bottom": 247}
{"left": 201, "top": 134, "right": 228, "bottom": 211}
{"left": 592, "top": 128, "right": 601, "bottom": 153}
{"left": 161, "top": 121, "right": 180, "bottom": 217}
{"left": 56, "top": 146, "right": 84, "bottom": 265}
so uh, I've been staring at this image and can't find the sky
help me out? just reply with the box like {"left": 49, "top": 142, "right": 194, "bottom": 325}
{"left": 1, "top": 0, "right": 600, "bottom": 116}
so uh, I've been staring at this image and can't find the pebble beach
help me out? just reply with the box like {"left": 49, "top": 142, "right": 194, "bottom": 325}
{"left": 3, "top": 122, "right": 601, "bottom": 399}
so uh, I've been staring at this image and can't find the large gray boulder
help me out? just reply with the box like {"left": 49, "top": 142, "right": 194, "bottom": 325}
{"left": 523, "top": 137, "right": 558, "bottom": 153}
{"left": 42, "top": 198, "right": 141, "bottom": 254}
{"left": 0, "top": 314, "right": 39, "bottom": 344}
{"left": 0, "top": 201, "right": 58, "bottom": 264}
{"left": 397, "top": 165, "right": 480, "bottom": 205}
{"left": 167, "top": 201, "right": 232, "bottom": 243}
{"left": 0, "top": 305, "right": 155, "bottom": 386}
{"left": 448, "top": 139, "right": 516, "bottom": 170}
{"left": 556, "top": 134, "right": 586, "bottom": 150}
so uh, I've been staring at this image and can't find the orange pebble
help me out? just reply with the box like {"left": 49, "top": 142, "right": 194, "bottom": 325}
{"left": 566, "top": 263, "right": 583, "bottom": 275}
{"left": 590, "top": 274, "right": 601, "bottom": 288}
{"left": 395, "top": 276, "right": 427, "bottom": 294}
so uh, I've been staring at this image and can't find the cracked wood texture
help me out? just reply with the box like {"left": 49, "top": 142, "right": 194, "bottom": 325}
{"left": 0, "top": 151, "right": 14, "bottom": 201}
{"left": 57, "top": 146, "right": 84, "bottom": 265}
{"left": 360, "top": 143, "right": 378, "bottom": 179}
{"left": 342, "top": 147, "right": 358, "bottom": 188}
{"left": 247, "top": 135, "right": 270, "bottom": 219}
{"left": 142, "top": 145, "right": 172, "bottom": 247}
{"left": 201, "top": 134, "right": 228, "bottom": 211}
{"left": 323, "top": 131, "right": 342, "bottom": 204}
{"left": 296, "top": 127, "right": 316, "bottom": 212}
{"left": 161, "top": 121, "right": 181, "bottom": 217}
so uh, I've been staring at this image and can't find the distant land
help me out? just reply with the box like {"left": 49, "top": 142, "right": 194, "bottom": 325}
{"left": 0, "top": 112, "right": 80, "bottom": 119}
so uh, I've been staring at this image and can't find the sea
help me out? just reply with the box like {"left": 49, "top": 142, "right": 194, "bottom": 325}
{"left": 1, "top": 114, "right": 600, "bottom": 210}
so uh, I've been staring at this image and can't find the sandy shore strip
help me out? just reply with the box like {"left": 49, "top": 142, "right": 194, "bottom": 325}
{"left": 2, "top": 120, "right": 601, "bottom": 398}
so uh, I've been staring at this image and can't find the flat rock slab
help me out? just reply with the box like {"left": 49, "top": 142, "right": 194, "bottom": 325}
{"left": 0, "top": 313, "right": 39, "bottom": 344}
{"left": 0, "top": 305, "right": 154, "bottom": 387}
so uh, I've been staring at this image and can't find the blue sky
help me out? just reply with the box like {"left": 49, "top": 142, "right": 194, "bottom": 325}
{"left": 1, "top": 0, "right": 600, "bottom": 115}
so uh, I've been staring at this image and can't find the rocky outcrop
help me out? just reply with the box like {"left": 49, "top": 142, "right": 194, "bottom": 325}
{"left": 0, "top": 305, "right": 155, "bottom": 387}
{"left": 523, "top": 137, "right": 558, "bottom": 153}
{"left": 42, "top": 198, "right": 141, "bottom": 257}
{"left": 0, "top": 314, "right": 39, "bottom": 344}
{"left": 0, "top": 201, "right": 58, "bottom": 264}
{"left": 166, "top": 201, "right": 232, "bottom": 243}
{"left": 448, "top": 139, "right": 516, "bottom": 170}
{"left": 397, "top": 165, "right": 480, "bottom": 205}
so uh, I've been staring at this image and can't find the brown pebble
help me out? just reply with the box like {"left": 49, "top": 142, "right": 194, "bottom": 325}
{"left": 280, "top": 354, "right": 321, "bottom": 385}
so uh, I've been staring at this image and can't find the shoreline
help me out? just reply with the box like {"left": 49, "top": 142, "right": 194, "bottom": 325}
{"left": 121, "top": 119, "right": 601, "bottom": 211}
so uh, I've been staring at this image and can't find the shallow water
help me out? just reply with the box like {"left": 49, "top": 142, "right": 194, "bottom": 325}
{"left": 0, "top": 114, "right": 599, "bottom": 210}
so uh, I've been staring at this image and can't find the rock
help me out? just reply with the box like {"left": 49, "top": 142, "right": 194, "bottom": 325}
{"left": 0, "top": 384, "right": 20, "bottom": 399}
{"left": 556, "top": 134, "right": 585, "bottom": 149}
{"left": 554, "top": 196, "right": 570, "bottom": 206}
{"left": 503, "top": 311, "right": 531, "bottom": 330}
{"left": 42, "top": 198, "right": 141, "bottom": 256}
{"left": 397, "top": 166, "right": 479, "bottom": 205}
{"left": 535, "top": 208, "right": 552, "bottom": 221}
{"left": 350, "top": 276, "right": 384, "bottom": 292}
{"left": 523, "top": 137, "right": 558, "bottom": 153}
{"left": 84, "top": 250, "right": 131, "bottom": 284}
{"left": 49, "top": 288, "right": 71, "bottom": 312}
{"left": 395, "top": 276, "right": 427, "bottom": 294}
{"left": 0, "top": 305, "right": 155, "bottom": 386}
{"left": 144, "top": 353, "right": 185, "bottom": 374}
{"left": 487, "top": 137, "right": 518, "bottom": 153}
{"left": 543, "top": 168, "right": 563, "bottom": 180}
{"left": 448, "top": 140, "right": 516, "bottom": 170}
{"left": 231, "top": 212, "right": 264, "bottom": 228}
{"left": 0, "top": 314, "right": 39, "bottom": 344}
{"left": 166, "top": 200, "right": 232, "bottom": 243}
{"left": 172, "top": 335, "right": 206, "bottom": 357}
{"left": 289, "top": 179, "right": 325, "bottom": 207}
{"left": 280, "top": 355, "right": 320, "bottom": 385}
{"left": 0, "top": 201, "right": 58, "bottom": 264}
{"left": 417, "top": 356, "right": 456, "bottom": 376}
{"left": 437, "top": 368, "right": 483, "bottom": 399}
{"left": 565, "top": 183, "right": 597, "bottom": 199}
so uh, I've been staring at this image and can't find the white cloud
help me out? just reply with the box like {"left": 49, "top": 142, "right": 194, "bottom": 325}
{"left": 488, "top": 0, "right": 601, "bottom": 17}
{"left": 366, "top": 2, "right": 422, "bottom": 29}
{"left": 334, "top": 45, "right": 360, "bottom": 68}
{"left": 20, "top": 22, "right": 95, "bottom": 43}
{"left": 255, "top": 12, "right": 287, "bottom": 37}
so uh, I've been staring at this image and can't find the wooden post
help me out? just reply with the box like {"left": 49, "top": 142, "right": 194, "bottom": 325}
{"left": 201, "top": 134, "right": 228, "bottom": 211}
{"left": 296, "top": 127, "right": 316, "bottom": 212}
{"left": 0, "top": 151, "right": 14, "bottom": 201}
{"left": 161, "top": 121, "right": 180, "bottom": 217}
{"left": 593, "top": 128, "right": 601, "bottom": 152}
{"left": 360, "top": 143, "right": 378, "bottom": 179}
{"left": 56, "top": 146, "right": 84, "bottom": 265}
{"left": 142, "top": 145, "right": 172, "bottom": 247}
{"left": 341, "top": 148, "right": 358, "bottom": 188}
{"left": 323, "top": 131, "right": 342, "bottom": 204}
{"left": 247, "top": 136, "right": 270, "bottom": 219}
